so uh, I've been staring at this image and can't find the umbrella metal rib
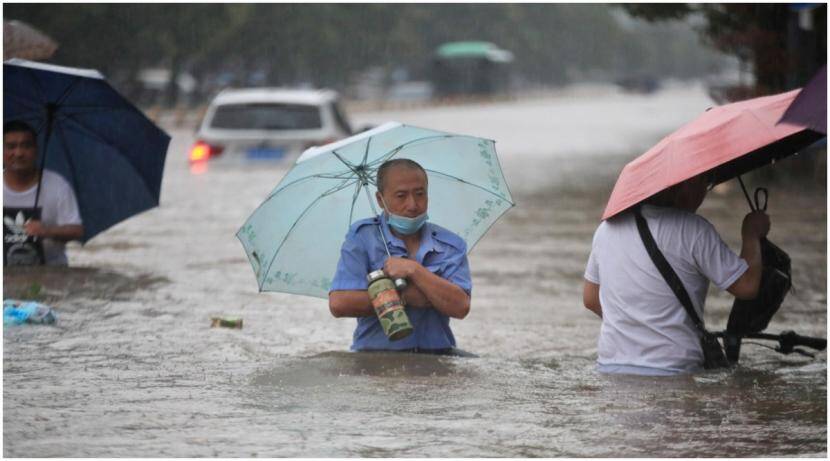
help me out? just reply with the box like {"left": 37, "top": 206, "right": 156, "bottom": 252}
{"left": 13, "top": 66, "right": 95, "bottom": 132}
{"left": 312, "top": 170, "right": 362, "bottom": 181}
{"left": 54, "top": 77, "right": 82, "bottom": 108}
{"left": 29, "top": 67, "right": 83, "bottom": 110}
{"left": 347, "top": 179, "right": 364, "bottom": 228}
{"left": 336, "top": 133, "right": 515, "bottom": 256}
{"left": 339, "top": 140, "right": 395, "bottom": 258}
{"left": 261, "top": 177, "right": 358, "bottom": 290}
{"left": 361, "top": 134, "right": 456, "bottom": 170}
{"left": 361, "top": 133, "right": 372, "bottom": 166}
{"left": 330, "top": 149, "right": 375, "bottom": 186}
{"left": 270, "top": 134, "right": 460, "bottom": 207}
{"left": 331, "top": 149, "right": 356, "bottom": 169}
{"left": 423, "top": 168, "right": 514, "bottom": 204}
{"left": 260, "top": 168, "right": 356, "bottom": 205}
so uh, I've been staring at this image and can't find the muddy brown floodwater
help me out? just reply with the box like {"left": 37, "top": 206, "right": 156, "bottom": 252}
{"left": 4, "top": 83, "right": 826, "bottom": 457}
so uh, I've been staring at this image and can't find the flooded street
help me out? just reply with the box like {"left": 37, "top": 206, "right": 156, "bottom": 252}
{"left": 4, "top": 83, "right": 826, "bottom": 457}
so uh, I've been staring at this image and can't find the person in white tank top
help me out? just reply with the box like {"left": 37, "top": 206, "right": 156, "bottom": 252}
{"left": 583, "top": 174, "right": 770, "bottom": 375}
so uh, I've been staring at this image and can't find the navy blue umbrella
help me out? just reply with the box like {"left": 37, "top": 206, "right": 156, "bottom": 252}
{"left": 4, "top": 59, "right": 170, "bottom": 242}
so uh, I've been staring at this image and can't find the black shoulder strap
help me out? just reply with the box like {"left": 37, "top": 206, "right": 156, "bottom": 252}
{"left": 633, "top": 206, "right": 706, "bottom": 332}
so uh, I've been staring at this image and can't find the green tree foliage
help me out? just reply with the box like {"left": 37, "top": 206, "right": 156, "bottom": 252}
{"left": 6, "top": 4, "right": 724, "bottom": 105}
{"left": 622, "top": 3, "right": 827, "bottom": 95}
{"left": 624, "top": 4, "right": 826, "bottom": 183}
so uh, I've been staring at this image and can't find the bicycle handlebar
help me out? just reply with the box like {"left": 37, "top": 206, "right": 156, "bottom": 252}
{"left": 777, "top": 331, "right": 827, "bottom": 352}
{"left": 716, "top": 330, "right": 826, "bottom": 352}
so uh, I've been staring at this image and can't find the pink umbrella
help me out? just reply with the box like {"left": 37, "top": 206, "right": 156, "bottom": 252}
{"left": 602, "top": 89, "right": 824, "bottom": 220}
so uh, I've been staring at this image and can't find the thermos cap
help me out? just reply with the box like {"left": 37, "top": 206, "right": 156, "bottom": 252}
{"left": 366, "top": 269, "right": 387, "bottom": 283}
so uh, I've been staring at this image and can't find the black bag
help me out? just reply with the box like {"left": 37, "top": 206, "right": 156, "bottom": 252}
{"left": 727, "top": 237, "right": 792, "bottom": 336}
{"left": 722, "top": 185, "right": 793, "bottom": 362}
{"left": 700, "top": 331, "right": 731, "bottom": 369}
{"left": 634, "top": 207, "right": 730, "bottom": 370}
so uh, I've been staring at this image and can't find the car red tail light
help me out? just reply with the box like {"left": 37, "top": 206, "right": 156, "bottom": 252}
{"left": 189, "top": 140, "right": 224, "bottom": 162}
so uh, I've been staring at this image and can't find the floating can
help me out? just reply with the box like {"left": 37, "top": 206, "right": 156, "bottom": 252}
{"left": 211, "top": 316, "right": 243, "bottom": 329}
{"left": 366, "top": 270, "right": 413, "bottom": 341}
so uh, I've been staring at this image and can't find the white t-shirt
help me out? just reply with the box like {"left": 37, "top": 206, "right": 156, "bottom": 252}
{"left": 4, "top": 170, "right": 82, "bottom": 265}
{"left": 584, "top": 205, "right": 748, "bottom": 374}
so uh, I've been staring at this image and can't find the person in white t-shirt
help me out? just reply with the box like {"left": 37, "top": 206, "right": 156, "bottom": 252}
{"left": 3, "top": 120, "right": 84, "bottom": 266}
{"left": 583, "top": 174, "right": 770, "bottom": 375}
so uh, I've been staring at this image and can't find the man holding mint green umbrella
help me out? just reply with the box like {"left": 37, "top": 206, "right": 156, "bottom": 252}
{"left": 329, "top": 158, "right": 472, "bottom": 353}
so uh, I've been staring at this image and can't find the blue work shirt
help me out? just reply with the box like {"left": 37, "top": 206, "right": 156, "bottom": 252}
{"left": 330, "top": 213, "right": 472, "bottom": 351}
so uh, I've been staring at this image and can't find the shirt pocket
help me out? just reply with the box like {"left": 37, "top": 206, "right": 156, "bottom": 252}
{"left": 422, "top": 257, "right": 445, "bottom": 276}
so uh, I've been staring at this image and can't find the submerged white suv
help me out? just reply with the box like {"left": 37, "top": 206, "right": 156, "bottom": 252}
{"left": 190, "top": 87, "right": 352, "bottom": 163}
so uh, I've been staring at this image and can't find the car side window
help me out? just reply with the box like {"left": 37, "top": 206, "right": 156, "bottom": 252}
{"left": 330, "top": 101, "right": 353, "bottom": 135}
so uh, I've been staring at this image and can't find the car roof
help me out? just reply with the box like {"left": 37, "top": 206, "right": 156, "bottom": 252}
{"left": 210, "top": 87, "right": 339, "bottom": 106}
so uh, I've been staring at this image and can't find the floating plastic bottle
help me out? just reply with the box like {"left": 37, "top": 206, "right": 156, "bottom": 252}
{"left": 3, "top": 299, "right": 57, "bottom": 326}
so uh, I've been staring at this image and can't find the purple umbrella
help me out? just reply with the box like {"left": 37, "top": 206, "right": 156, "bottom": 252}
{"left": 779, "top": 65, "right": 826, "bottom": 134}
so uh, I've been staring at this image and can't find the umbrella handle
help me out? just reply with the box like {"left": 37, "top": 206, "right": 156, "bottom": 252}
{"left": 754, "top": 188, "right": 768, "bottom": 212}
{"left": 737, "top": 175, "right": 754, "bottom": 210}
{"left": 736, "top": 176, "right": 768, "bottom": 212}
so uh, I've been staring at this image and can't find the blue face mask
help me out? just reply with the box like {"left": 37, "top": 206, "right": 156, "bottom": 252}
{"left": 387, "top": 211, "right": 429, "bottom": 235}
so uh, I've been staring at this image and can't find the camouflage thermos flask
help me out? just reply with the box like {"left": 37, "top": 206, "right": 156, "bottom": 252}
{"left": 366, "top": 270, "right": 413, "bottom": 341}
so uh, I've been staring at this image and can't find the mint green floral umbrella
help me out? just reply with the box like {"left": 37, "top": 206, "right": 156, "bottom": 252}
{"left": 236, "top": 121, "right": 514, "bottom": 298}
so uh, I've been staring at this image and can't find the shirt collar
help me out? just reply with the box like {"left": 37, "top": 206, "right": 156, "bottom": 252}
{"left": 377, "top": 213, "right": 443, "bottom": 258}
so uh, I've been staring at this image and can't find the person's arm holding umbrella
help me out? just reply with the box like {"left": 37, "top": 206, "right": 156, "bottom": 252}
{"left": 24, "top": 168, "right": 84, "bottom": 244}
{"left": 4, "top": 120, "right": 85, "bottom": 265}
{"left": 24, "top": 219, "right": 83, "bottom": 243}
{"left": 725, "top": 210, "right": 770, "bottom": 300}
{"left": 668, "top": 174, "right": 771, "bottom": 301}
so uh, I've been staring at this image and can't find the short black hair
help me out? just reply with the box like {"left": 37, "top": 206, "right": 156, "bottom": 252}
{"left": 376, "top": 158, "right": 427, "bottom": 192}
{"left": 4, "top": 120, "right": 37, "bottom": 141}
{"left": 643, "top": 184, "right": 680, "bottom": 208}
